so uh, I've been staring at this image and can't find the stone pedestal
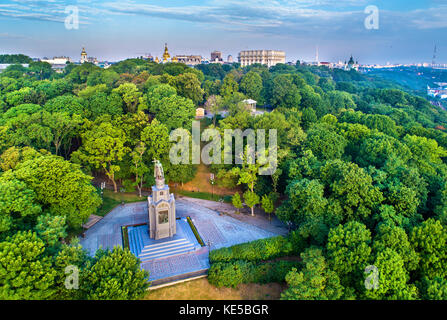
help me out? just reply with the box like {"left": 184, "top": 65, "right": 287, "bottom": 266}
{"left": 148, "top": 184, "right": 176, "bottom": 240}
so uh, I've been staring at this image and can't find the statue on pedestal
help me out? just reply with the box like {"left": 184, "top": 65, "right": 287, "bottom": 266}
{"left": 147, "top": 159, "right": 176, "bottom": 240}
{"left": 153, "top": 159, "right": 165, "bottom": 188}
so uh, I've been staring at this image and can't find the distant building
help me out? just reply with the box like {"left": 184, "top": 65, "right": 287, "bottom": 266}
{"left": 175, "top": 55, "right": 202, "bottom": 66}
{"left": 238, "top": 50, "right": 286, "bottom": 67}
{"left": 211, "top": 51, "right": 223, "bottom": 63}
{"left": 41, "top": 56, "right": 72, "bottom": 65}
{"left": 80, "top": 47, "right": 98, "bottom": 65}
{"left": 227, "top": 55, "right": 234, "bottom": 63}
{"left": 242, "top": 99, "right": 257, "bottom": 113}
{"left": 81, "top": 47, "right": 88, "bottom": 64}
{"left": 87, "top": 57, "right": 98, "bottom": 64}
{"left": 0, "top": 64, "right": 29, "bottom": 73}
{"left": 428, "top": 85, "right": 447, "bottom": 99}
{"left": 162, "top": 43, "right": 171, "bottom": 63}
{"left": 140, "top": 54, "right": 154, "bottom": 62}
{"left": 344, "top": 55, "right": 359, "bottom": 71}
{"left": 195, "top": 107, "right": 205, "bottom": 119}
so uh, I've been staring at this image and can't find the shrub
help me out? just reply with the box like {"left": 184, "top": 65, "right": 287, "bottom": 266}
{"left": 208, "top": 260, "right": 300, "bottom": 288}
{"left": 209, "top": 236, "right": 293, "bottom": 263}
{"left": 208, "top": 261, "right": 253, "bottom": 288}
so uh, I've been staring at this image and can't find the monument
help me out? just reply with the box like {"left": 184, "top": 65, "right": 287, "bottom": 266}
{"left": 148, "top": 160, "right": 176, "bottom": 240}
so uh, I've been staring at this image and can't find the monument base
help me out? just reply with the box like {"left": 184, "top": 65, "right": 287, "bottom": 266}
{"left": 127, "top": 218, "right": 201, "bottom": 262}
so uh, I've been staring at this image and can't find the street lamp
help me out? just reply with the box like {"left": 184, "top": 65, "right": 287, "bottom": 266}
{"left": 100, "top": 181, "right": 105, "bottom": 198}
{"left": 210, "top": 173, "right": 215, "bottom": 201}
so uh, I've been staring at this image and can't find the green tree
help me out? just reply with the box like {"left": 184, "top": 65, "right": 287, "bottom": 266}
{"left": 146, "top": 84, "right": 177, "bottom": 112}
{"left": 140, "top": 118, "right": 171, "bottom": 162}
{"left": 281, "top": 248, "right": 344, "bottom": 300}
{"left": 174, "top": 72, "right": 204, "bottom": 105}
{"left": 365, "top": 248, "right": 416, "bottom": 300}
{"left": 5, "top": 87, "right": 39, "bottom": 107}
{"left": 286, "top": 178, "right": 328, "bottom": 225}
{"left": 130, "top": 142, "right": 149, "bottom": 197}
{"left": 0, "top": 146, "right": 45, "bottom": 172}
{"left": 1, "top": 154, "right": 101, "bottom": 227}
{"left": 35, "top": 214, "right": 67, "bottom": 248}
{"left": 81, "top": 247, "right": 149, "bottom": 300}
{"left": 421, "top": 277, "right": 447, "bottom": 300}
{"left": 53, "top": 241, "right": 90, "bottom": 300}
{"left": 261, "top": 194, "right": 274, "bottom": 221}
{"left": 326, "top": 221, "right": 372, "bottom": 291}
{"left": 220, "top": 73, "right": 239, "bottom": 98}
{"left": 410, "top": 219, "right": 447, "bottom": 279}
{"left": 320, "top": 160, "right": 384, "bottom": 221}
{"left": 243, "top": 191, "right": 260, "bottom": 217}
{"left": 44, "top": 95, "right": 84, "bottom": 115}
{"left": 270, "top": 74, "right": 301, "bottom": 109}
{"left": 403, "top": 135, "right": 447, "bottom": 175}
{"left": 232, "top": 192, "right": 243, "bottom": 214}
{"left": 305, "top": 124, "right": 347, "bottom": 160}
{"left": 0, "top": 231, "right": 57, "bottom": 300}
{"left": 41, "top": 111, "right": 83, "bottom": 155}
{"left": 72, "top": 122, "right": 129, "bottom": 193}
{"left": 216, "top": 169, "right": 239, "bottom": 189}
{"left": 240, "top": 71, "right": 263, "bottom": 103}
{"left": 0, "top": 179, "right": 41, "bottom": 233}
{"left": 205, "top": 95, "right": 223, "bottom": 126}
{"left": 327, "top": 90, "right": 356, "bottom": 112}
{"left": 372, "top": 224, "right": 419, "bottom": 272}
{"left": 28, "top": 61, "right": 53, "bottom": 80}
{"left": 112, "top": 83, "right": 145, "bottom": 113}
{"left": 153, "top": 95, "right": 196, "bottom": 131}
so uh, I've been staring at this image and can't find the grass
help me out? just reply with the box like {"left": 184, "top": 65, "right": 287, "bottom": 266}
{"left": 144, "top": 278, "right": 285, "bottom": 300}
{"left": 121, "top": 226, "right": 129, "bottom": 249}
{"left": 186, "top": 216, "right": 205, "bottom": 246}
{"left": 96, "top": 189, "right": 145, "bottom": 217}
{"left": 178, "top": 163, "right": 237, "bottom": 197}
{"left": 177, "top": 189, "right": 232, "bottom": 203}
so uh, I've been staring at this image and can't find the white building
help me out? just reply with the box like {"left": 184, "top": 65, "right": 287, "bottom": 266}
{"left": 428, "top": 85, "right": 447, "bottom": 99}
{"left": 238, "top": 50, "right": 286, "bottom": 67}
{"left": 174, "top": 55, "right": 202, "bottom": 66}
{"left": 41, "top": 56, "right": 72, "bottom": 65}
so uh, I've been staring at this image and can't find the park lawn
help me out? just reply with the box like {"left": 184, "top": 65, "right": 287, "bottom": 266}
{"left": 178, "top": 163, "right": 238, "bottom": 197}
{"left": 144, "top": 278, "right": 285, "bottom": 300}
{"left": 96, "top": 189, "right": 145, "bottom": 217}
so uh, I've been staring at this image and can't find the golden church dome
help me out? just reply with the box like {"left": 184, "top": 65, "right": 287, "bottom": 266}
{"left": 162, "top": 43, "right": 171, "bottom": 62}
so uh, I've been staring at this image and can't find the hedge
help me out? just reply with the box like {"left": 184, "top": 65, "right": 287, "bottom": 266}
{"left": 208, "top": 260, "right": 300, "bottom": 288}
{"left": 187, "top": 216, "right": 205, "bottom": 246}
{"left": 209, "top": 236, "right": 294, "bottom": 263}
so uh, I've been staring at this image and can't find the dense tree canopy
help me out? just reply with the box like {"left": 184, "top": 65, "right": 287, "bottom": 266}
{"left": 1, "top": 56, "right": 447, "bottom": 300}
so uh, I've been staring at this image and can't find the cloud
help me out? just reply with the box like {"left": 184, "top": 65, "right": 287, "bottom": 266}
{"left": 406, "top": 5, "right": 447, "bottom": 30}
{"left": 1, "top": 0, "right": 446, "bottom": 34}
{"left": 100, "top": 0, "right": 361, "bottom": 34}
{"left": 0, "top": 32, "right": 28, "bottom": 39}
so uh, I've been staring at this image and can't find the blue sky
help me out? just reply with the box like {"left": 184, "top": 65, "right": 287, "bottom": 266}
{"left": 0, "top": 0, "right": 445, "bottom": 64}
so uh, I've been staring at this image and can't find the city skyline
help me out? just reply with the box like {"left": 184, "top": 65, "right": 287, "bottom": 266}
{"left": 0, "top": 1, "right": 446, "bottom": 64}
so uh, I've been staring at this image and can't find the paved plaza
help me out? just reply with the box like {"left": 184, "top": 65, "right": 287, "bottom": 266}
{"left": 80, "top": 199, "right": 284, "bottom": 283}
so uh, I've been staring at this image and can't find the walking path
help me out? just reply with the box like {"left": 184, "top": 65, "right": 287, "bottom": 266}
{"left": 177, "top": 196, "right": 288, "bottom": 236}
{"left": 80, "top": 198, "right": 286, "bottom": 284}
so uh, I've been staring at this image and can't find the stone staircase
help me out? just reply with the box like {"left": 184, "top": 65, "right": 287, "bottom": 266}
{"left": 128, "top": 226, "right": 196, "bottom": 262}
